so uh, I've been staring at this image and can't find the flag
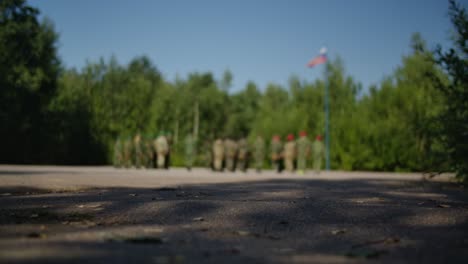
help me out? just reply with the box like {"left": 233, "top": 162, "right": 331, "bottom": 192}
{"left": 307, "top": 47, "right": 327, "bottom": 68}
{"left": 307, "top": 54, "right": 327, "bottom": 67}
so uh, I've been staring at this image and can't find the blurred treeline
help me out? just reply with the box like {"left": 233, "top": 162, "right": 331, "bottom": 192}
{"left": 1, "top": 0, "right": 466, "bottom": 177}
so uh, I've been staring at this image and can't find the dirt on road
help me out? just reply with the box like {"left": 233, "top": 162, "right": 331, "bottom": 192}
{"left": 0, "top": 165, "right": 467, "bottom": 263}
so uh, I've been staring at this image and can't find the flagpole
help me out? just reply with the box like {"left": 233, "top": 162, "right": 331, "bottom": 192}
{"left": 307, "top": 47, "right": 330, "bottom": 171}
{"left": 324, "top": 69, "right": 330, "bottom": 171}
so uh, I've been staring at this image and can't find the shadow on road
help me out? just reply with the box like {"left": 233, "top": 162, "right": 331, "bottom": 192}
{"left": 0, "top": 178, "right": 467, "bottom": 263}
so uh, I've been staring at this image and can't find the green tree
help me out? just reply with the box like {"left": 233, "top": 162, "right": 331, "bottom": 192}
{"left": 434, "top": 0, "right": 468, "bottom": 181}
{"left": 355, "top": 34, "right": 446, "bottom": 172}
{"left": 0, "top": 0, "right": 60, "bottom": 163}
{"left": 324, "top": 58, "right": 360, "bottom": 169}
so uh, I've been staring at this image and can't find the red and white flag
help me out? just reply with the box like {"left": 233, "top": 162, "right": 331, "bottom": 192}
{"left": 307, "top": 47, "right": 327, "bottom": 68}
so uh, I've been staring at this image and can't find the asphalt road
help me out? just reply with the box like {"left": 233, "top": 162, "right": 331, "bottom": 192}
{"left": 0, "top": 165, "right": 467, "bottom": 264}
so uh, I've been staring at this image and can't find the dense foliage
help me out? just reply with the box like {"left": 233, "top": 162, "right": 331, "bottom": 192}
{"left": 434, "top": 0, "right": 468, "bottom": 181}
{"left": 1, "top": 0, "right": 466, "bottom": 178}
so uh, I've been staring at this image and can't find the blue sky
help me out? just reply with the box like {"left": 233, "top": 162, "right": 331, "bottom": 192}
{"left": 30, "top": 0, "right": 461, "bottom": 92}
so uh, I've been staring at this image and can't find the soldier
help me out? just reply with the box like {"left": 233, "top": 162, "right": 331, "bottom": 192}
{"left": 254, "top": 135, "right": 265, "bottom": 172}
{"left": 213, "top": 137, "right": 224, "bottom": 171}
{"left": 224, "top": 138, "right": 238, "bottom": 172}
{"left": 312, "top": 135, "right": 325, "bottom": 174}
{"left": 123, "top": 136, "right": 133, "bottom": 168}
{"left": 113, "top": 136, "right": 123, "bottom": 168}
{"left": 270, "top": 135, "right": 283, "bottom": 172}
{"left": 144, "top": 135, "right": 154, "bottom": 168}
{"left": 237, "top": 137, "right": 249, "bottom": 172}
{"left": 133, "top": 133, "right": 143, "bottom": 168}
{"left": 152, "top": 134, "right": 158, "bottom": 168}
{"left": 283, "top": 134, "right": 297, "bottom": 172}
{"left": 296, "top": 131, "right": 311, "bottom": 175}
{"left": 165, "top": 132, "right": 173, "bottom": 169}
{"left": 184, "top": 133, "right": 196, "bottom": 171}
{"left": 201, "top": 139, "right": 213, "bottom": 170}
{"left": 156, "top": 132, "right": 169, "bottom": 169}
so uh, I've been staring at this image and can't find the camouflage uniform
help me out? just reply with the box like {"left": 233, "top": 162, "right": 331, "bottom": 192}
{"left": 283, "top": 134, "right": 297, "bottom": 172}
{"left": 224, "top": 139, "right": 238, "bottom": 172}
{"left": 185, "top": 134, "right": 196, "bottom": 171}
{"left": 296, "top": 132, "right": 311, "bottom": 174}
{"left": 133, "top": 134, "right": 144, "bottom": 168}
{"left": 254, "top": 136, "right": 265, "bottom": 172}
{"left": 113, "top": 137, "right": 123, "bottom": 168}
{"left": 213, "top": 138, "right": 224, "bottom": 171}
{"left": 236, "top": 138, "right": 249, "bottom": 172}
{"left": 152, "top": 135, "right": 159, "bottom": 168}
{"left": 165, "top": 133, "right": 173, "bottom": 169}
{"left": 156, "top": 134, "right": 169, "bottom": 169}
{"left": 312, "top": 136, "right": 325, "bottom": 174}
{"left": 202, "top": 140, "right": 213, "bottom": 170}
{"left": 144, "top": 135, "right": 154, "bottom": 168}
{"left": 123, "top": 137, "right": 133, "bottom": 168}
{"left": 270, "top": 136, "right": 283, "bottom": 172}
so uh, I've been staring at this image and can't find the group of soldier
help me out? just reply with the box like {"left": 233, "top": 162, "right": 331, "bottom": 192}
{"left": 113, "top": 132, "right": 173, "bottom": 169}
{"left": 113, "top": 131, "right": 325, "bottom": 174}
{"left": 210, "top": 131, "right": 325, "bottom": 174}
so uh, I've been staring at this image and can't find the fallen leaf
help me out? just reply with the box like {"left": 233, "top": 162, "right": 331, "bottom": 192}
{"left": 351, "top": 237, "right": 400, "bottom": 249}
{"left": 331, "top": 229, "right": 346, "bottom": 235}
{"left": 129, "top": 193, "right": 138, "bottom": 197}
{"left": 383, "top": 237, "right": 400, "bottom": 244}
{"left": 234, "top": 230, "right": 251, "bottom": 236}
{"left": 233, "top": 230, "right": 261, "bottom": 238}
{"left": 193, "top": 217, "right": 204, "bottom": 222}
{"left": 437, "top": 204, "right": 451, "bottom": 208}
{"left": 29, "top": 214, "right": 39, "bottom": 218}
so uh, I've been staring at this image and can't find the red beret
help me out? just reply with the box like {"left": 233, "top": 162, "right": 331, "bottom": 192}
{"left": 287, "top": 134, "right": 295, "bottom": 141}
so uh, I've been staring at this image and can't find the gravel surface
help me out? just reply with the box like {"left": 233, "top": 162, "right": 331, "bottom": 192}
{"left": 0, "top": 165, "right": 467, "bottom": 263}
